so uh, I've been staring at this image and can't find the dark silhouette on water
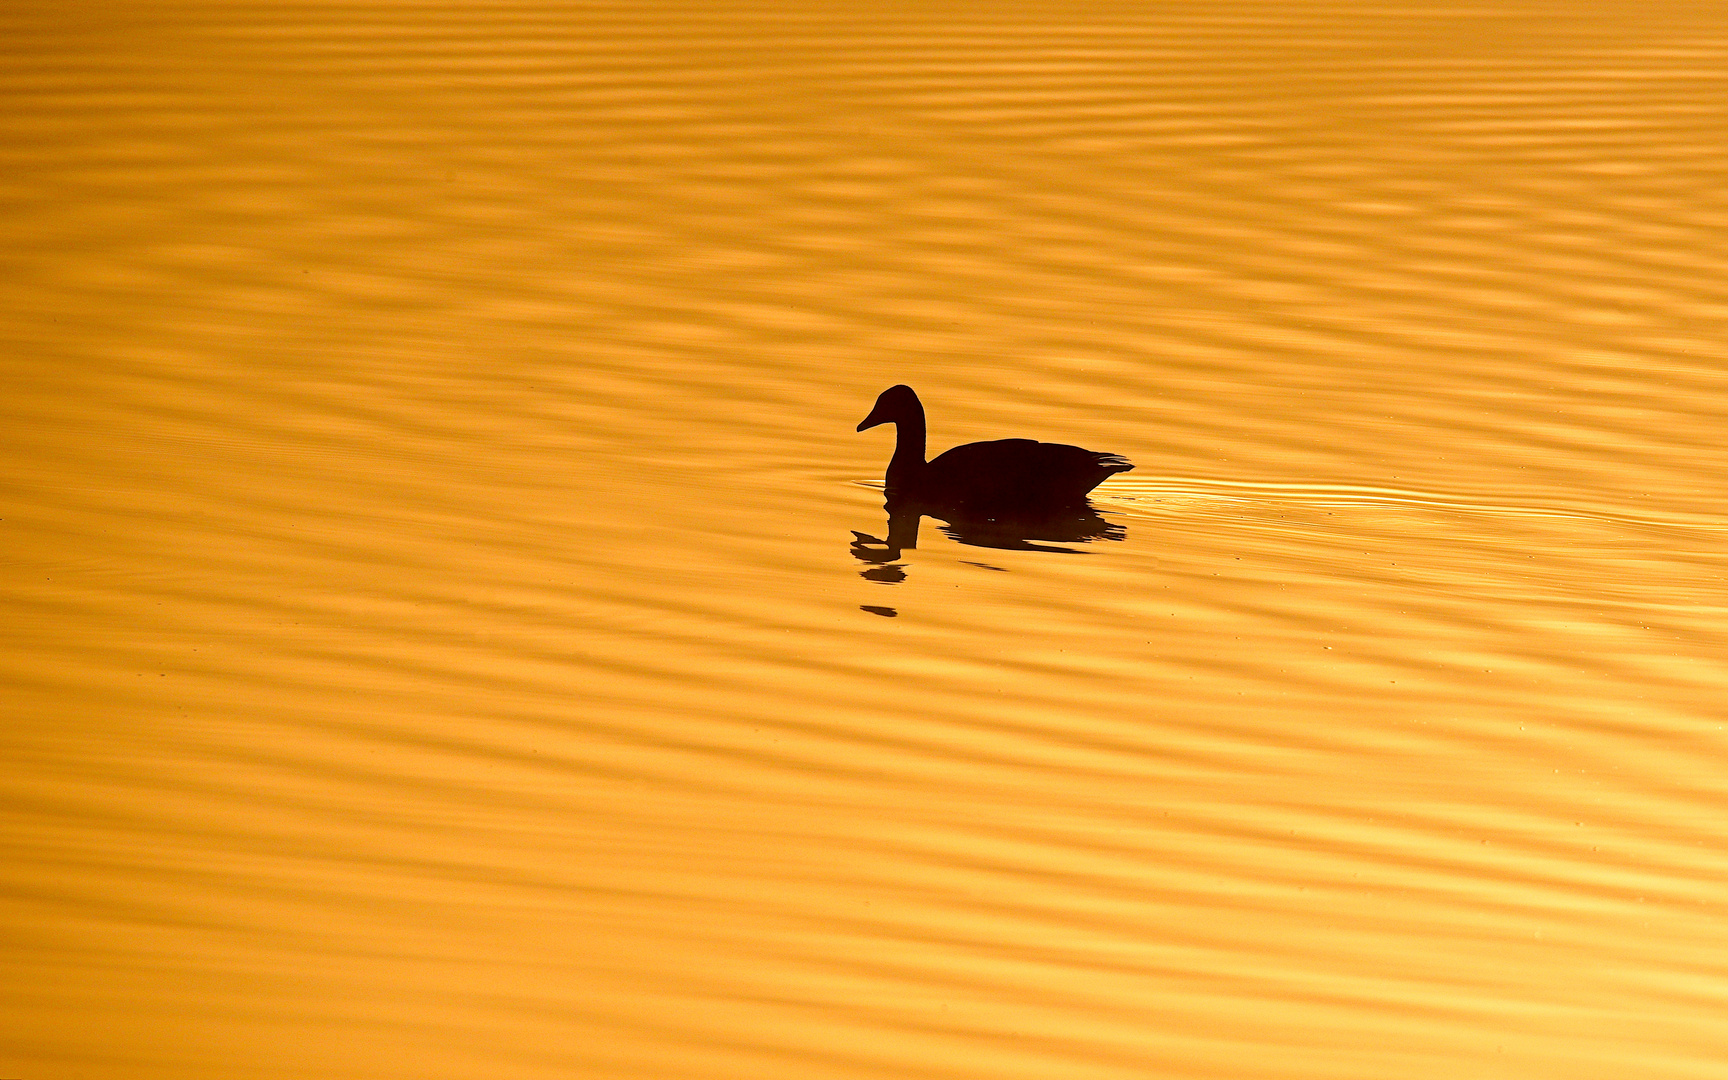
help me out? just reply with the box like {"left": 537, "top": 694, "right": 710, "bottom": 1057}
{"left": 934, "top": 504, "right": 1125, "bottom": 551}
{"left": 851, "top": 386, "right": 1132, "bottom": 574}
{"left": 856, "top": 385, "right": 1133, "bottom": 512}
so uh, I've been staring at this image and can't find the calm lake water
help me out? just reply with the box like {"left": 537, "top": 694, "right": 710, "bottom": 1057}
{"left": 7, "top": 3, "right": 1728, "bottom": 1077}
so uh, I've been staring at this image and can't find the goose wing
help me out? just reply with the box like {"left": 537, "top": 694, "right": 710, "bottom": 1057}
{"left": 925, "top": 439, "right": 1132, "bottom": 505}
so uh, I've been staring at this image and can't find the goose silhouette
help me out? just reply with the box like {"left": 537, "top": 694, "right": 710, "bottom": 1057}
{"left": 857, "top": 385, "right": 1132, "bottom": 512}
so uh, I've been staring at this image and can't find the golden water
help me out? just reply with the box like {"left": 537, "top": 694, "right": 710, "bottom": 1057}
{"left": 7, "top": 3, "right": 1728, "bottom": 1077}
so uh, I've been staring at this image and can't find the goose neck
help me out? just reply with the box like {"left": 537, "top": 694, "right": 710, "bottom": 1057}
{"left": 886, "top": 409, "right": 927, "bottom": 481}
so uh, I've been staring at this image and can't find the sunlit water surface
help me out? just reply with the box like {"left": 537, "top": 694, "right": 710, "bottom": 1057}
{"left": 7, "top": 3, "right": 1728, "bottom": 1078}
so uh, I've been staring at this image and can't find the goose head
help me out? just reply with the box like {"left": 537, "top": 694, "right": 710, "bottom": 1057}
{"left": 856, "top": 384, "right": 923, "bottom": 432}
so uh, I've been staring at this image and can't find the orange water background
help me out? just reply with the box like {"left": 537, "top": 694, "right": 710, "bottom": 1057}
{"left": 7, "top": 3, "right": 1728, "bottom": 1077}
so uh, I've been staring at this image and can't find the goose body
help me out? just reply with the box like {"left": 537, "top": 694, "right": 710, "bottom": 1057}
{"left": 857, "top": 385, "right": 1132, "bottom": 511}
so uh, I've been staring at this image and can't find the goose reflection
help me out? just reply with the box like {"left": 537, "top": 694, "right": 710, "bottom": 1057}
{"left": 851, "top": 386, "right": 1131, "bottom": 576}
{"left": 932, "top": 501, "right": 1125, "bottom": 552}
{"left": 850, "top": 496, "right": 1125, "bottom": 574}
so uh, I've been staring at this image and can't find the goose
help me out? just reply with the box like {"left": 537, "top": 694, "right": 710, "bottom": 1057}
{"left": 857, "top": 385, "right": 1132, "bottom": 511}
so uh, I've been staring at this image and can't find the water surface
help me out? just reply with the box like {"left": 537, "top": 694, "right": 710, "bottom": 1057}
{"left": 7, "top": 3, "right": 1728, "bottom": 1078}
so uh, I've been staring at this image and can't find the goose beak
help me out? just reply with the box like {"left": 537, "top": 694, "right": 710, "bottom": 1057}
{"left": 857, "top": 402, "right": 890, "bottom": 431}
